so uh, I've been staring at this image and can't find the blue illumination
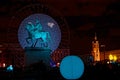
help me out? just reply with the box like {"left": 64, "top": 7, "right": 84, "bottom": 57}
{"left": 50, "top": 59, "right": 56, "bottom": 67}
{"left": 6, "top": 65, "right": 13, "bottom": 72}
{"left": 25, "top": 19, "right": 51, "bottom": 48}
{"left": 60, "top": 55, "right": 84, "bottom": 79}
{"left": 18, "top": 14, "right": 61, "bottom": 53}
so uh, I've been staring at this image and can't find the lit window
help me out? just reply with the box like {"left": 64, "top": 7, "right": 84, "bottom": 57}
{"left": 0, "top": 45, "right": 2, "bottom": 47}
{"left": 0, "top": 50, "right": 2, "bottom": 53}
{"left": 109, "top": 54, "right": 113, "bottom": 61}
{"left": 113, "top": 55, "right": 117, "bottom": 61}
{"left": 3, "top": 63, "right": 6, "bottom": 67}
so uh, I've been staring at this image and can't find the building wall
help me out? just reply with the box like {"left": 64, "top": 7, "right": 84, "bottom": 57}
{"left": 0, "top": 43, "right": 25, "bottom": 68}
{"left": 101, "top": 50, "right": 120, "bottom": 62}
{"left": 51, "top": 49, "right": 70, "bottom": 63}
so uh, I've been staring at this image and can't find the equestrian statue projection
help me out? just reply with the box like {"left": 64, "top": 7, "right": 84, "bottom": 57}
{"left": 25, "top": 19, "right": 51, "bottom": 48}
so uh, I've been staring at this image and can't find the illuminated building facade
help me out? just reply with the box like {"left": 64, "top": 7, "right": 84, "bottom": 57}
{"left": 0, "top": 43, "right": 24, "bottom": 68}
{"left": 51, "top": 49, "right": 70, "bottom": 64}
{"left": 92, "top": 33, "right": 100, "bottom": 61}
{"left": 0, "top": 44, "right": 6, "bottom": 67}
{"left": 100, "top": 50, "right": 120, "bottom": 62}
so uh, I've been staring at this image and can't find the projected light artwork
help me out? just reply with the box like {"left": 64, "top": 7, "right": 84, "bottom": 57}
{"left": 18, "top": 14, "right": 61, "bottom": 52}
{"left": 60, "top": 55, "right": 84, "bottom": 80}
{"left": 6, "top": 65, "right": 13, "bottom": 72}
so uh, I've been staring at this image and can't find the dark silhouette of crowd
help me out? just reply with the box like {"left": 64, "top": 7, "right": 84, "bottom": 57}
{"left": 0, "top": 61, "right": 120, "bottom": 80}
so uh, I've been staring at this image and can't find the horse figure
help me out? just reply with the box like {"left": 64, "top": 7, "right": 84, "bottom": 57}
{"left": 25, "top": 20, "right": 51, "bottom": 48}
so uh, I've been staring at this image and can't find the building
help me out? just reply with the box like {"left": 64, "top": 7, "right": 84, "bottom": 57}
{"left": 91, "top": 33, "right": 120, "bottom": 62}
{"left": 0, "top": 43, "right": 24, "bottom": 68}
{"left": 91, "top": 33, "right": 100, "bottom": 61}
{"left": 51, "top": 49, "right": 70, "bottom": 64}
{"left": 101, "top": 49, "right": 120, "bottom": 62}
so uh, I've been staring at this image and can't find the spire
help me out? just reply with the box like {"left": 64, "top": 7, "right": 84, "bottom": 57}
{"left": 94, "top": 32, "right": 97, "bottom": 41}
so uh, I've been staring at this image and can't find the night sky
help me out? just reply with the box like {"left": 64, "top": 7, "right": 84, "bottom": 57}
{"left": 0, "top": 0, "right": 120, "bottom": 56}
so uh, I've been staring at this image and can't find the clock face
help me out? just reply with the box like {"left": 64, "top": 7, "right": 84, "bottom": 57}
{"left": 18, "top": 13, "right": 61, "bottom": 53}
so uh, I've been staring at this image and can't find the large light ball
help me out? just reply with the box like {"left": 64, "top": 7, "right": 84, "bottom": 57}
{"left": 18, "top": 14, "right": 61, "bottom": 53}
{"left": 60, "top": 55, "right": 84, "bottom": 79}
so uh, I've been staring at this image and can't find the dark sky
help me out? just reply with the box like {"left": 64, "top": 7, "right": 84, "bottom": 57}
{"left": 0, "top": 0, "right": 120, "bottom": 55}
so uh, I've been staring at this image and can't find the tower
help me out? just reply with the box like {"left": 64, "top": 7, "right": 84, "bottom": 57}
{"left": 92, "top": 33, "right": 100, "bottom": 61}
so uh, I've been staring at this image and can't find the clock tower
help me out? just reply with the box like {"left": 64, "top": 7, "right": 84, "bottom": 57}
{"left": 92, "top": 33, "right": 100, "bottom": 61}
